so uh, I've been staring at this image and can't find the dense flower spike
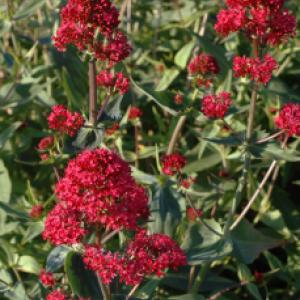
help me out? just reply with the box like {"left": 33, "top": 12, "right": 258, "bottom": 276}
{"left": 48, "top": 105, "right": 84, "bottom": 137}
{"left": 161, "top": 153, "right": 187, "bottom": 176}
{"left": 202, "top": 92, "right": 232, "bottom": 119}
{"left": 83, "top": 245, "right": 121, "bottom": 284}
{"left": 40, "top": 269, "right": 55, "bottom": 287}
{"left": 53, "top": 149, "right": 149, "bottom": 233}
{"left": 275, "top": 103, "right": 300, "bottom": 137}
{"left": 105, "top": 122, "right": 120, "bottom": 136}
{"left": 43, "top": 203, "right": 86, "bottom": 245}
{"left": 233, "top": 55, "right": 277, "bottom": 84}
{"left": 30, "top": 204, "right": 43, "bottom": 218}
{"left": 215, "top": 0, "right": 296, "bottom": 46}
{"left": 128, "top": 106, "right": 143, "bottom": 120}
{"left": 46, "top": 290, "right": 66, "bottom": 300}
{"left": 119, "top": 230, "right": 187, "bottom": 285}
{"left": 97, "top": 70, "right": 130, "bottom": 95}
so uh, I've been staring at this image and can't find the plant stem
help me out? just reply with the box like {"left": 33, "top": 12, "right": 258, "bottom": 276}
{"left": 126, "top": 284, "right": 140, "bottom": 300}
{"left": 97, "top": 94, "right": 111, "bottom": 121}
{"left": 224, "top": 38, "right": 260, "bottom": 234}
{"left": 89, "top": 59, "right": 97, "bottom": 127}
{"left": 191, "top": 261, "right": 210, "bottom": 293}
{"left": 167, "top": 116, "right": 187, "bottom": 154}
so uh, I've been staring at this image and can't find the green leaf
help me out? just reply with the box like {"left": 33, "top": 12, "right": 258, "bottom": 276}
{"left": 46, "top": 246, "right": 71, "bottom": 273}
{"left": 203, "top": 135, "right": 243, "bottom": 146}
{"left": 169, "top": 294, "right": 205, "bottom": 300}
{"left": 131, "top": 79, "right": 179, "bottom": 116}
{"left": 237, "top": 263, "right": 263, "bottom": 300}
{"left": 21, "top": 222, "right": 44, "bottom": 244}
{"left": 73, "top": 127, "right": 104, "bottom": 149}
{"left": 0, "top": 160, "right": 12, "bottom": 203}
{"left": 148, "top": 182, "right": 183, "bottom": 236}
{"left": 156, "top": 68, "right": 180, "bottom": 91}
{"left": 16, "top": 256, "right": 40, "bottom": 275}
{"left": 0, "top": 202, "right": 29, "bottom": 220}
{"left": 13, "top": 0, "right": 45, "bottom": 20}
{"left": 135, "top": 278, "right": 160, "bottom": 299}
{"left": 182, "top": 220, "right": 232, "bottom": 265}
{"left": 230, "top": 220, "right": 280, "bottom": 264}
{"left": 0, "top": 122, "right": 22, "bottom": 149}
{"left": 249, "top": 143, "right": 300, "bottom": 162}
{"left": 65, "top": 251, "right": 102, "bottom": 299}
{"left": 4, "top": 282, "right": 29, "bottom": 300}
{"left": 183, "top": 153, "right": 222, "bottom": 174}
{"left": 175, "top": 41, "right": 196, "bottom": 69}
{"left": 101, "top": 95, "right": 124, "bottom": 121}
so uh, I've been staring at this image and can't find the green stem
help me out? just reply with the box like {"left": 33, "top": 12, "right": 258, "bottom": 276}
{"left": 192, "top": 262, "right": 210, "bottom": 293}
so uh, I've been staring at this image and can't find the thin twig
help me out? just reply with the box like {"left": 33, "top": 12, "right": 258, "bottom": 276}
{"left": 167, "top": 116, "right": 187, "bottom": 154}
{"left": 89, "top": 59, "right": 97, "bottom": 126}
{"left": 100, "top": 229, "right": 120, "bottom": 244}
{"left": 208, "top": 280, "right": 249, "bottom": 300}
{"left": 126, "top": 284, "right": 140, "bottom": 300}
{"left": 256, "top": 130, "right": 284, "bottom": 144}
{"left": 97, "top": 95, "right": 111, "bottom": 121}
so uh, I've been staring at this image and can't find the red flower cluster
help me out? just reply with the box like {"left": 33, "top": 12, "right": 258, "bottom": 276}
{"left": 53, "top": 0, "right": 131, "bottom": 66}
{"left": 174, "top": 93, "right": 184, "bottom": 105}
{"left": 161, "top": 153, "right": 187, "bottom": 176}
{"left": 128, "top": 106, "right": 143, "bottom": 120}
{"left": 187, "top": 208, "right": 203, "bottom": 221}
{"left": 37, "top": 136, "right": 54, "bottom": 160}
{"left": 83, "top": 231, "right": 186, "bottom": 286}
{"left": 47, "top": 290, "right": 66, "bottom": 300}
{"left": 233, "top": 55, "right": 277, "bottom": 85}
{"left": 96, "top": 70, "right": 130, "bottom": 95}
{"left": 43, "top": 149, "right": 149, "bottom": 245}
{"left": 40, "top": 270, "right": 55, "bottom": 287}
{"left": 275, "top": 103, "right": 300, "bottom": 137}
{"left": 105, "top": 122, "right": 120, "bottom": 136}
{"left": 215, "top": 0, "right": 296, "bottom": 46}
{"left": 43, "top": 203, "right": 86, "bottom": 245}
{"left": 30, "top": 204, "right": 43, "bottom": 218}
{"left": 188, "top": 53, "right": 220, "bottom": 87}
{"left": 83, "top": 246, "right": 120, "bottom": 284}
{"left": 48, "top": 105, "right": 84, "bottom": 137}
{"left": 202, "top": 92, "right": 232, "bottom": 119}
{"left": 120, "top": 230, "right": 187, "bottom": 285}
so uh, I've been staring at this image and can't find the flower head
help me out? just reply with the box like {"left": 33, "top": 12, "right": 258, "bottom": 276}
{"left": 119, "top": 230, "right": 187, "bottom": 285}
{"left": 97, "top": 71, "right": 129, "bottom": 95}
{"left": 40, "top": 269, "right": 55, "bottom": 287}
{"left": 275, "top": 103, "right": 300, "bottom": 137}
{"left": 233, "top": 55, "right": 277, "bottom": 85}
{"left": 128, "top": 106, "right": 143, "bottom": 120}
{"left": 161, "top": 153, "right": 187, "bottom": 176}
{"left": 202, "top": 92, "right": 232, "bottom": 119}
{"left": 48, "top": 105, "right": 84, "bottom": 137}
{"left": 46, "top": 290, "right": 66, "bottom": 300}
{"left": 30, "top": 204, "right": 43, "bottom": 218}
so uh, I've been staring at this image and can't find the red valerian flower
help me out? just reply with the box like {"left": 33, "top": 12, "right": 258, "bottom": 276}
{"left": 105, "top": 122, "right": 120, "bottom": 136}
{"left": 97, "top": 70, "right": 130, "bottom": 95}
{"left": 174, "top": 93, "right": 184, "bottom": 105}
{"left": 128, "top": 106, "right": 143, "bottom": 120}
{"left": 83, "top": 245, "right": 121, "bottom": 284}
{"left": 119, "top": 230, "right": 187, "bottom": 286}
{"left": 53, "top": 149, "right": 149, "bottom": 232}
{"left": 187, "top": 208, "right": 203, "bottom": 221}
{"left": 46, "top": 290, "right": 66, "bottom": 300}
{"left": 188, "top": 53, "right": 220, "bottom": 87}
{"left": 38, "top": 136, "right": 54, "bottom": 151}
{"left": 233, "top": 55, "right": 277, "bottom": 85}
{"left": 202, "top": 92, "right": 232, "bottom": 119}
{"left": 214, "top": 0, "right": 296, "bottom": 46}
{"left": 48, "top": 105, "right": 84, "bottom": 137}
{"left": 254, "top": 271, "right": 264, "bottom": 283}
{"left": 188, "top": 53, "right": 220, "bottom": 76}
{"left": 30, "top": 204, "right": 43, "bottom": 218}
{"left": 161, "top": 153, "right": 187, "bottom": 176}
{"left": 43, "top": 203, "right": 86, "bottom": 245}
{"left": 40, "top": 269, "right": 55, "bottom": 287}
{"left": 275, "top": 103, "right": 300, "bottom": 137}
